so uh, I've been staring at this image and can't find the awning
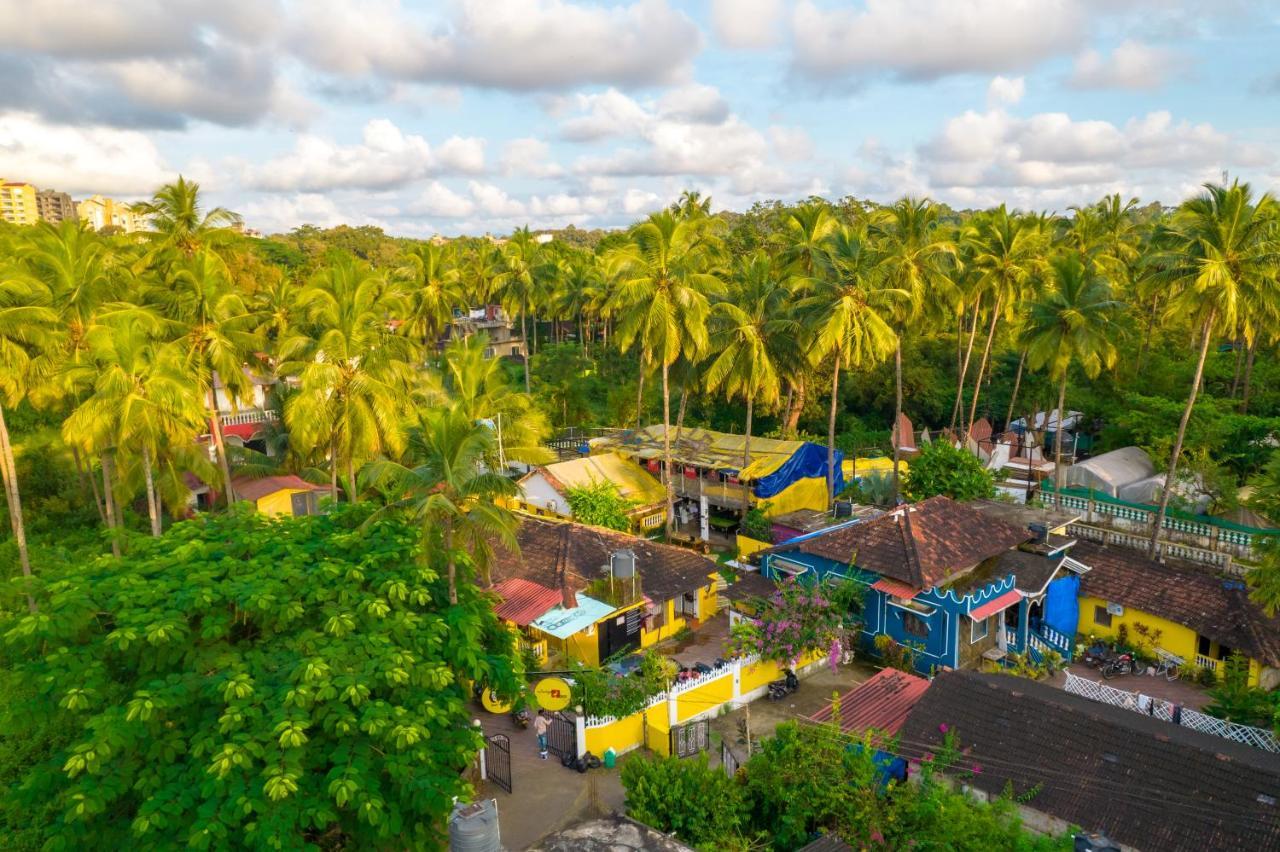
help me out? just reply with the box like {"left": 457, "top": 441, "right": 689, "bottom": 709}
{"left": 968, "top": 589, "right": 1022, "bottom": 621}
{"left": 871, "top": 578, "right": 919, "bottom": 600}
{"left": 491, "top": 577, "right": 562, "bottom": 626}
{"left": 529, "top": 595, "right": 615, "bottom": 639}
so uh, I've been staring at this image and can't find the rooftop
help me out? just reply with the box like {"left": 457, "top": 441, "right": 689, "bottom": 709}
{"left": 230, "top": 474, "right": 325, "bottom": 502}
{"left": 527, "top": 451, "right": 666, "bottom": 508}
{"left": 591, "top": 424, "right": 810, "bottom": 481}
{"left": 900, "top": 670, "right": 1280, "bottom": 852}
{"left": 808, "top": 668, "right": 931, "bottom": 740}
{"left": 765, "top": 496, "right": 1031, "bottom": 590}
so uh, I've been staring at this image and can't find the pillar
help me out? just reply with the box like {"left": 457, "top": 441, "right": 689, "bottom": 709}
{"left": 474, "top": 719, "right": 486, "bottom": 780}
{"left": 574, "top": 705, "right": 587, "bottom": 758}
{"left": 699, "top": 495, "right": 710, "bottom": 541}
{"left": 668, "top": 691, "right": 678, "bottom": 727}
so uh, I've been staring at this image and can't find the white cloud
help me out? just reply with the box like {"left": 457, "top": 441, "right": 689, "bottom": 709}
{"left": 246, "top": 120, "right": 484, "bottom": 192}
{"left": 710, "top": 0, "right": 784, "bottom": 49}
{"left": 407, "top": 181, "right": 476, "bottom": 218}
{"left": 468, "top": 181, "right": 527, "bottom": 218}
{"left": 790, "top": 0, "right": 1086, "bottom": 81}
{"left": 987, "top": 76, "right": 1026, "bottom": 108}
{"left": 770, "top": 125, "right": 814, "bottom": 161}
{"left": 500, "top": 138, "right": 564, "bottom": 178}
{"left": 560, "top": 89, "right": 653, "bottom": 141}
{"left": 1070, "top": 40, "right": 1178, "bottom": 90}
{"left": 240, "top": 193, "right": 348, "bottom": 232}
{"left": 623, "top": 188, "right": 662, "bottom": 214}
{"left": 657, "top": 84, "right": 730, "bottom": 124}
{"left": 289, "top": 0, "right": 702, "bottom": 91}
{"left": 0, "top": 111, "right": 171, "bottom": 196}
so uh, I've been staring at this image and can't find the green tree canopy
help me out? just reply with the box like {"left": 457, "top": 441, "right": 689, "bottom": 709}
{"left": 903, "top": 440, "right": 997, "bottom": 502}
{"left": 0, "top": 506, "right": 521, "bottom": 850}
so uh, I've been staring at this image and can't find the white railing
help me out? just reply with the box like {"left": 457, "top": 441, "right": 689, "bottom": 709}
{"left": 1065, "top": 522, "right": 1242, "bottom": 573}
{"left": 671, "top": 660, "right": 735, "bottom": 695}
{"left": 1063, "top": 671, "right": 1279, "bottom": 752}
{"left": 1195, "top": 654, "right": 1220, "bottom": 674}
{"left": 221, "top": 409, "right": 278, "bottom": 427}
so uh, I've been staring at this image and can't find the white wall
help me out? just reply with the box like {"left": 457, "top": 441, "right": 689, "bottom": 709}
{"left": 519, "top": 472, "right": 570, "bottom": 517}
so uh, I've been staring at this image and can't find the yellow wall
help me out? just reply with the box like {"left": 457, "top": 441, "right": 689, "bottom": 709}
{"left": 565, "top": 628, "right": 600, "bottom": 668}
{"left": 0, "top": 182, "right": 37, "bottom": 225}
{"left": 736, "top": 535, "right": 772, "bottom": 559}
{"left": 759, "top": 476, "right": 829, "bottom": 517}
{"left": 640, "top": 599, "right": 683, "bottom": 648}
{"left": 644, "top": 710, "right": 671, "bottom": 756}
{"left": 741, "top": 658, "right": 784, "bottom": 694}
{"left": 675, "top": 673, "right": 734, "bottom": 723}
{"left": 584, "top": 711, "right": 645, "bottom": 757}
{"left": 254, "top": 488, "right": 312, "bottom": 517}
{"left": 698, "top": 581, "right": 719, "bottom": 619}
{"left": 1078, "top": 595, "right": 1263, "bottom": 686}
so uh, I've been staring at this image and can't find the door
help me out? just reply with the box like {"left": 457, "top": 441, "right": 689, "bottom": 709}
{"left": 598, "top": 608, "right": 643, "bottom": 661}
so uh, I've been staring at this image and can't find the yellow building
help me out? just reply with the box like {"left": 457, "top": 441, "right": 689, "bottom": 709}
{"left": 490, "top": 516, "right": 722, "bottom": 668}
{"left": 513, "top": 452, "right": 667, "bottom": 533}
{"left": 77, "top": 194, "right": 147, "bottom": 233}
{"left": 0, "top": 180, "right": 38, "bottom": 226}
{"left": 230, "top": 475, "right": 326, "bottom": 517}
{"left": 1074, "top": 541, "right": 1280, "bottom": 687}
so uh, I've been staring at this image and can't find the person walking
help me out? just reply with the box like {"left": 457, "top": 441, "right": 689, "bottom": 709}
{"left": 533, "top": 710, "right": 550, "bottom": 759}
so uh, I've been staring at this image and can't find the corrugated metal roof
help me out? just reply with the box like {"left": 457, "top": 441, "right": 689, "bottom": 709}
{"left": 490, "top": 577, "right": 562, "bottom": 626}
{"left": 532, "top": 452, "right": 666, "bottom": 506}
{"left": 809, "top": 668, "right": 931, "bottom": 737}
{"left": 870, "top": 577, "right": 918, "bottom": 599}
{"left": 968, "top": 588, "right": 1022, "bottom": 622}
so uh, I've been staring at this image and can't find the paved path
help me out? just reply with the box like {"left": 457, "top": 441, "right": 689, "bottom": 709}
{"left": 1049, "top": 661, "right": 1210, "bottom": 710}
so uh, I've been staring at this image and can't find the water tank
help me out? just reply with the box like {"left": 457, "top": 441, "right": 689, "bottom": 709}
{"left": 449, "top": 799, "right": 501, "bottom": 852}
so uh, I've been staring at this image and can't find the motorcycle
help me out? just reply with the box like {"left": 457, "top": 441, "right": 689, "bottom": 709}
{"left": 1101, "top": 652, "right": 1138, "bottom": 679}
{"left": 1081, "top": 643, "right": 1111, "bottom": 669}
{"left": 511, "top": 707, "right": 531, "bottom": 729}
{"left": 768, "top": 668, "right": 799, "bottom": 701}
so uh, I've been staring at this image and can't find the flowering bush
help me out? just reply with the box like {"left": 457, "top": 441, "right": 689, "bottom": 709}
{"left": 728, "top": 577, "right": 859, "bottom": 667}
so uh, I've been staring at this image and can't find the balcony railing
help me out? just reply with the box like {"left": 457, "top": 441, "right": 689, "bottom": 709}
{"left": 1195, "top": 654, "right": 1220, "bottom": 674}
{"left": 220, "top": 409, "right": 279, "bottom": 427}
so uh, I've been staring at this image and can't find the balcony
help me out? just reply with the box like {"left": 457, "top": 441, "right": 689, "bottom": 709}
{"left": 220, "top": 409, "right": 279, "bottom": 427}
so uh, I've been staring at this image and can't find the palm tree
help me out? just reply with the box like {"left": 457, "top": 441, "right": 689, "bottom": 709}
{"left": 280, "top": 254, "right": 416, "bottom": 502}
{"left": 960, "top": 206, "right": 1045, "bottom": 440}
{"left": 670, "top": 189, "right": 712, "bottom": 220}
{"left": 132, "top": 175, "right": 241, "bottom": 257}
{"left": 870, "top": 198, "right": 956, "bottom": 501}
{"left": 62, "top": 323, "right": 206, "bottom": 537}
{"left": 704, "top": 251, "right": 800, "bottom": 469}
{"left": 395, "top": 242, "right": 463, "bottom": 350}
{"left": 1145, "top": 182, "right": 1279, "bottom": 556}
{"left": 0, "top": 261, "right": 58, "bottom": 605}
{"left": 1019, "top": 254, "right": 1122, "bottom": 505}
{"left": 776, "top": 202, "right": 839, "bottom": 434}
{"left": 609, "top": 211, "right": 724, "bottom": 535}
{"left": 804, "top": 224, "right": 903, "bottom": 506}
{"left": 361, "top": 406, "right": 519, "bottom": 605}
{"left": 493, "top": 227, "right": 549, "bottom": 392}
{"left": 142, "top": 247, "right": 260, "bottom": 507}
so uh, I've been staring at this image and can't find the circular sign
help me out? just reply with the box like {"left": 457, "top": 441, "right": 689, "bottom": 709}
{"left": 480, "top": 689, "right": 513, "bottom": 714}
{"left": 533, "top": 677, "right": 572, "bottom": 711}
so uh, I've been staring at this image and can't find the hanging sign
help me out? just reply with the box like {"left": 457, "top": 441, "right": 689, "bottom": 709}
{"left": 533, "top": 676, "right": 572, "bottom": 711}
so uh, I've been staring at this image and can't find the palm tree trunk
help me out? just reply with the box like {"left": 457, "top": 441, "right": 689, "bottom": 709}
{"left": 329, "top": 437, "right": 339, "bottom": 503}
{"left": 208, "top": 405, "right": 236, "bottom": 508}
{"left": 520, "top": 303, "right": 531, "bottom": 393}
{"left": 784, "top": 377, "right": 805, "bottom": 437}
{"left": 1240, "top": 342, "right": 1257, "bottom": 414}
{"left": 1134, "top": 296, "right": 1160, "bottom": 380}
{"left": 79, "top": 447, "right": 106, "bottom": 523}
{"left": 949, "top": 297, "right": 982, "bottom": 432}
{"left": 1148, "top": 311, "right": 1215, "bottom": 558}
{"left": 827, "top": 353, "right": 842, "bottom": 510}
{"left": 1052, "top": 374, "right": 1068, "bottom": 510}
{"left": 445, "top": 526, "right": 457, "bottom": 606}
{"left": 966, "top": 294, "right": 1002, "bottom": 441}
{"left": 892, "top": 339, "right": 903, "bottom": 505}
{"left": 661, "top": 360, "right": 674, "bottom": 538}
{"left": 1005, "top": 350, "right": 1027, "bottom": 431}
{"left": 346, "top": 456, "right": 357, "bottom": 503}
{"left": 0, "top": 401, "right": 35, "bottom": 611}
{"left": 143, "top": 446, "right": 162, "bottom": 537}
{"left": 635, "top": 366, "right": 645, "bottom": 429}
{"left": 1229, "top": 331, "right": 1243, "bottom": 398}
{"left": 675, "top": 385, "right": 689, "bottom": 443}
{"left": 102, "top": 452, "right": 121, "bottom": 558}
{"left": 743, "top": 396, "right": 753, "bottom": 468}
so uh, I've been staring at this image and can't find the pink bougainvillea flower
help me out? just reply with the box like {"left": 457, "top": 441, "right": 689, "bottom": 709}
{"left": 938, "top": 723, "right": 948, "bottom": 733}
{"left": 972, "top": 763, "right": 983, "bottom": 774}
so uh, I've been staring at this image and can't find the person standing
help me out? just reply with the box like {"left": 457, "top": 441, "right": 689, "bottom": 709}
{"left": 533, "top": 710, "right": 550, "bottom": 759}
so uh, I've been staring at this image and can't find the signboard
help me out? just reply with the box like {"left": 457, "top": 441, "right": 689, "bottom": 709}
{"left": 480, "top": 689, "right": 513, "bottom": 714}
{"left": 533, "top": 676, "right": 572, "bottom": 711}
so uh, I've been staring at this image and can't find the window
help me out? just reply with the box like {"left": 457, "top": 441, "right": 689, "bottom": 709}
{"left": 1093, "top": 605, "right": 1112, "bottom": 628}
{"left": 970, "top": 616, "right": 990, "bottom": 643}
{"left": 902, "top": 611, "right": 930, "bottom": 638}
{"left": 1198, "top": 635, "right": 1211, "bottom": 656}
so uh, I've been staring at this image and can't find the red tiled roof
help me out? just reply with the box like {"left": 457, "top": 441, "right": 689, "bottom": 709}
{"left": 490, "top": 577, "right": 562, "bottom": 626}
{"left": 231, "top": 474, "right": 326, "bottom": 502}
{"left": 870, "top": 577, "right": 918, "bottom": 599}
{"left": 968, "top": 588, "right": 1022, "bottom": 621}
{"left": 809, "top": 668, "right": 931, "bottom": 738}
{"left": 765, "top": 496, "right": 1031, "bottom": 588}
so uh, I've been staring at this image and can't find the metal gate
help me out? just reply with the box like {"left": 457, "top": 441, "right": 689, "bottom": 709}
{"left": 670, "top": 719, "right": 710, "bottom": 758}
{"left": 547, "top": 711, "right": 577, "bottom": 761}
{"left": 720, "top": 738, "right": 741, "bottom": 777}
{"left": 485, "top": 734, "right": 512, "bottom": 794}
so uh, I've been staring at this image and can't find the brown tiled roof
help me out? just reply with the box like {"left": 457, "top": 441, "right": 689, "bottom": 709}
{"left": 765, "top": 496, "right": 1031, "bottom": 589}
{"left": 492, "top": 516, "right": 719, "bottom": 604}
{"left": 900, "top": 671, "right": 1280, "bottom": 852}
{"left": 1073, "top": 541, "right": 1280, "bottom": 667}
{"left": 720, "top": 571, "right": 777, "bottom": 605}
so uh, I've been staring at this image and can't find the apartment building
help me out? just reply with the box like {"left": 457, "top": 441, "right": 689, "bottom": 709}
{"left": 36, "top": 189, "right": 78, "bottom": 224}
{"left": 0, "top": 179, "right": 38, "bottom": 226}
{"left": 77, "top": 195, "right": 147, "bottom": 233}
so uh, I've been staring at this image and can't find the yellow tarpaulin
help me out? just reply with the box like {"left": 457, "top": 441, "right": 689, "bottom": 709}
{"left": 539, "top": 452, "right": 666, "bottom": 506}
{"left": 592, "top": 425, "right": 803, "bottom": 481}
{"left": 842, "top": 457, "right": 908, "bottom": 478}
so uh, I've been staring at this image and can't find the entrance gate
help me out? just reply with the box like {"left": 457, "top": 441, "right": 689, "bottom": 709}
{"left": 485, "top": 734, "right": 512, "bottom": 794}
{"left": 670, "top": 719, "right": 710, "bottom": 758}
{"left": 547, "top": 711, "right": 578, "bottom": 761}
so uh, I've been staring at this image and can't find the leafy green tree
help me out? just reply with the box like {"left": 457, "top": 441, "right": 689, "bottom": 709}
{"left": 492, "top": 227, "right": 550, "bottom": 393}
{"left": 903, "top": 440, "right": 996, "bottom": 502}
{"left": 1145, "top": 181, "right": 1279, "bottom": 557}
{"left": 0, "top": 506, "right": 521, "bottom": 850}
{"left": 1020, "top": 254, "right": 1122, "bottom": 502}
{"left": 621, "top": 754, "right": 748, "bottom": 849}
{"left": 131, "top": 175, "right": 241, "bottom": 258}
{"left": 394, "top": 242, "right": 463, "bottom": 348}
{"left": 564, "top": 479, "right": 634, "bottom": 531}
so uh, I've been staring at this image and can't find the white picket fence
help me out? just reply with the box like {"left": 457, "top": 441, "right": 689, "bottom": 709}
{"left": 1063, "top": 671, "right": 1279, "bottom": 752}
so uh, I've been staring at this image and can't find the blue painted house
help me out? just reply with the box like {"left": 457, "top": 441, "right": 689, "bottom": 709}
{"left": 760, "top": 496, "right": 1084, "bottom": 675}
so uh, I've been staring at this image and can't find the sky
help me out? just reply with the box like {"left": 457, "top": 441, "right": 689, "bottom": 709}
{"left": 2, "top": 0, "right": 1279, "bottom": 237}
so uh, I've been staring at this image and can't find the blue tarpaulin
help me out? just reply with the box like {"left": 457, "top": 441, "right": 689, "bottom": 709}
{"left": 751, "top": 442, "right": 845, "bottom": 499}
{"left": 1043, "top": 574, "right": 1080, "bottom": 639}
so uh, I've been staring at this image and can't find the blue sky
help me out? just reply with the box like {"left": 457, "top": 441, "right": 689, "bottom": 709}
{"left": 2, "top": 0, "right": 1278, "bottom": 235}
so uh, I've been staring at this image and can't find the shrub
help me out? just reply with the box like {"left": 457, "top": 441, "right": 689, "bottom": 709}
{"left": 565, "top": 479, "right": 635, "bottom": 531}
{"left": 903, "top": 441, "right": 996, "bottom": 502}
{"left": 621, "top": 754, "right": 748, "bottom": 848}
